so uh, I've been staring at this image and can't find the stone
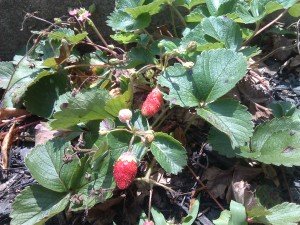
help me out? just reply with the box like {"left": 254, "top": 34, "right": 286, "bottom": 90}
{"left": 0, "top": 0, "right": 115, "bottom": 60}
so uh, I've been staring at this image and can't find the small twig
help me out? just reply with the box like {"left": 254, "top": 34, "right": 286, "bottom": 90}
{"left": 148, "top": 187, "right": 153, "bottom": 221}
{"left": 135, "top": 177, "right": 176, "bottom": 194}
{"left": 250, "top": 44, "right": 296, "bottom": 67}
{"left": 87, "top": 19, "right": 109, "bottom": 48}
{"left": 151, "top": 105, "right": 169, "bottom": 128}
{"left": 187, "top": 166, "right": 225, "bottom": 211}
{"left": 243, "top": 9, "right": 289, "bottom": 46}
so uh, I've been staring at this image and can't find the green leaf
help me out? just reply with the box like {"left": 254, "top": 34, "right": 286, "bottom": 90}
{"left": 289, "top": 3, "right": 300, "bottom": 17}
{"left": 125, "top": 0, "right": 169, "bottom": 18}
{"left": 25, "top": 139, "right": 81, "bottom": 192}
{"left": 150, "top": 132, "right": 187, "bottom": 174}
{"left": 127, "top": 47, "right": 156, "bottom": 68}
{"left": 107, "top": 130, "right": 147, "bottom": 160}
{"left": 208, "top": 128, "right": 255, "bottom": 158}
{"left": 50, "top": 89, "right": 112, "bottom": 129}
{"left": 107, "top": 10, "right": 151, "bottom": 32}
{"left": 201, "top": 16, "right": 243, "bottom": 51}
{"left": 180, "top": 23, "right": 223, "bottom": 51}
{"left": 105, "top": 86, "right": 133, "bottom": 117}
{"left": 70, "top": 156, "right": 115, "bottom": 211}
{"left": 1, "top": 56, "right": 43, "bottom": 107}
{"left": 158, "top": 63, "right": 199, "bottom": 107}
{"left": 269, "top": 101, "right": 296, "bottom": 118}
{"left": 182, "top": 196, "right": 201, "bottom": 225}
{"left": 206, "top": 0, "right": 238, "bottom": 15}
{"left": 158, "top": 49, "right": 247, "bottom": 107}
{"left": 0, "top": 61, "right": 14, "bottom": 89}
{"left": 213, "top": 210, "right": 231, "bottom": 225}
{"left": 198, "top": 99, "right": 253, "bottom": 148}
{"left": 250, "top": 118, "right": 300, "bottom": 166}
{"left": 11, "top": 185, "right": 70, "bottom": 225}
{"left": 48, "top": 28, "right": 87, "bottom": 45}
{"left": 132, "top": 110, "right": 149, "bottom": 131}
{"left": 254, "top": 202, "right": 300, "bottom": 225}
{"left": 111, "top": 32, "right": 139, "bottom": 44}
{"left": 192, "top": 49, "right": 247, "bottom": 103}
{"left": 23, "top": 71, "right": 70, "bottom": 118}
{"left": 151, "top": 207, "right": 168, "bottom": 225}
{"left": 185, "top": 5, "right": 209, "bottom": 23}
{"left": 229, "top": 200, "right": 247, "bottom": 225}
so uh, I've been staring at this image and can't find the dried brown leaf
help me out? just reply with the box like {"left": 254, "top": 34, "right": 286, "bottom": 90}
{"left": 1, "top": 123, "right": 16, "bottom": 169}
{"left": 0, "top": 108, "right": 29, "bottom": 121}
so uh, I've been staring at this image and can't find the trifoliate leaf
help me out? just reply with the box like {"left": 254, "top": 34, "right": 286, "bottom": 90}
{"left": 192, "top": 49, "right": 247, "bottom": 103}
{"left": 158, "top": 49, "right": 247, "bottom": 107}
{"left": 150, "top": 132, "right": 187, "bottom": 174}
{"left": 201, "top": 16, "right": 243, "bottom": 51}
{"left": 50, "top": 89, "right": 112, "bottom": 129}
{"left": 11, "top": 185, "right": 70, "bottom": 225}
{"left": 198, "top": 99, "right": 253, "bottom": 148}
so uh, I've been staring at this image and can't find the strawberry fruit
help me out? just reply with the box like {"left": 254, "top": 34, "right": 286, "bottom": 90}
{"left": 141, "top": 87, "right": 163, "bottom": 117}
{"left": 113, "top": 152, "right": 138, "bottom": 190}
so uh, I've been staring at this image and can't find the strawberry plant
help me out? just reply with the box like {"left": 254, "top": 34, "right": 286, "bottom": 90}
{"left": 0, "top": 0, "right": 300, "bottom": 224}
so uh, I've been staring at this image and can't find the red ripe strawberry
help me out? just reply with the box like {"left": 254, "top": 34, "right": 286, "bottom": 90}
{"left": 113, "top": 152, "right": 138, "bottom": 190}
{"left": 141, "top": 87, "right": 163, "bottom": 117}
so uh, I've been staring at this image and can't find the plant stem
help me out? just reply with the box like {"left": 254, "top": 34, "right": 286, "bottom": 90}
{"left": 187, "top": 166, "right": 225, "bottom": 211}
{"left": 135, "top": 177, "right": 176, "bottom": 194}
{"left": 88, "top": 19, "right": 109, "bottom": 48}
{"left": 145, "top": 159, "right": 156, "bottom": 179}
{"left": 170, "top": 5, "right": 178, "bottom": 37}
{"left": 170, "top": 5, "right": 186, "bottom": 27}
{"left": 151, "top": 106, "right": 169, "bottom": 128}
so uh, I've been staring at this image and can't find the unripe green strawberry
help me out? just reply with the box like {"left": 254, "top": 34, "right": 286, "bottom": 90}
{"left": 141, "top": 87, "right": 163, "bottom": 117}
{"left": 113, "top": 152, "right": 138, "bottom": 190}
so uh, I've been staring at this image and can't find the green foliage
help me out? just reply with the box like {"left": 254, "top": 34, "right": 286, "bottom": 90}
{"left": 198, "top": 99, "right": 253, "bottom": 148}
{"left": 50, "top": 89, "right": 113, "bottom": 129}
{"left": 11, "top": 185, "right": 70, "bottom": 225}
{"left": 150, "top": 132, "right": 187, "bottom": 174}
{"left": 5, "top": 0, "right": 300, "bottom": 224}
